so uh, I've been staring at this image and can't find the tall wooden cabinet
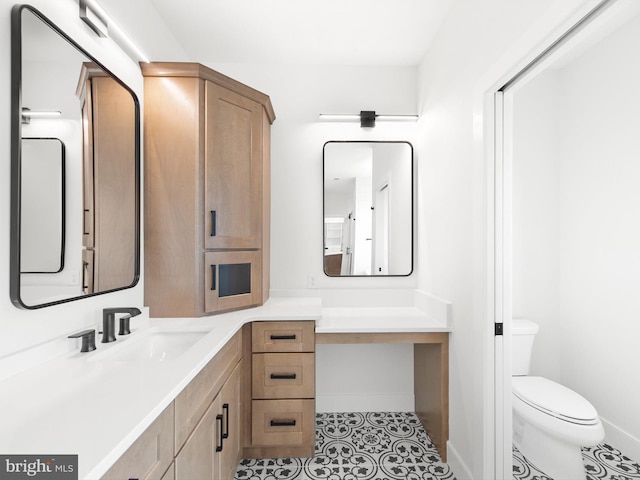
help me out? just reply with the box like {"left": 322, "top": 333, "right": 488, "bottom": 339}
{"left": 76, "top": 63, "right": 137, "bottom": 294}
{"left": 141, "top": 63, "right": 275, "bottom": 317}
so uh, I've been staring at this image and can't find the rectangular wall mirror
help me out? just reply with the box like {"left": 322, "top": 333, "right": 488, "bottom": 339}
{"left": 10, "top": 5, "right": 140, "bottom": 309}
{"left": 323, "top": 141, "right": 413, "bottom": 277}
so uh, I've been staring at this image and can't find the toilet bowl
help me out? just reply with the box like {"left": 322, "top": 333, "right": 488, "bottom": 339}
{"left": 512, "top": 319, "right": 604, "bottom": 480}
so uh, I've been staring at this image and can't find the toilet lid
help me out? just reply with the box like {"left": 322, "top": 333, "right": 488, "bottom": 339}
{"left": 512, "top": 376, "right": 599, "bottom": 425}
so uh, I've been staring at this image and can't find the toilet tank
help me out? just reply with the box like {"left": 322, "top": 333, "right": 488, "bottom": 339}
{"left": 511, "top": 319, "right": 539, "bottom": 375}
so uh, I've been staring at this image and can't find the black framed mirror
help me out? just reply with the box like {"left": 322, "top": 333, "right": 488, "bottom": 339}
{"left": 323, "top": 141, "right": 414, "bottom": 277}
{"left": 10, "top": 5, "right": 140, "bottom": 309}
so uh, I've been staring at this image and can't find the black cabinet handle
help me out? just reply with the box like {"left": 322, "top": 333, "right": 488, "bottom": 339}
{"left": 270, "top": 373, "right": 297, "bottom": 380}
{"left": 270, "top": 419, "right": 296, "bottom": 427}
{"left": 222, "top": 403, "right": 229, "bottom": 439}
{"left": 216, "top": 414, "right": 224, "bottom": 452}
{"left": 211, "top": 265, "right": 217, "bottom": 291}
{"left": 211, "top": 210, "right": 217, "bottom": 237}
{"left": 270, "top": 334, "right": 296, "bottom": 340}
{"left": 83, "top": 209, "right": 90, "bottom": 235}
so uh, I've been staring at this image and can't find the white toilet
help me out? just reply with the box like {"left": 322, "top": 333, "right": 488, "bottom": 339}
{"left": 512, "top": 319, "right": 604, "bottom": 479}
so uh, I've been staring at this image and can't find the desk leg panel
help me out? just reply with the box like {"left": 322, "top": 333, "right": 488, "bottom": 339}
{"left": 414, "top": 341, "right": 449, "bottom": 462}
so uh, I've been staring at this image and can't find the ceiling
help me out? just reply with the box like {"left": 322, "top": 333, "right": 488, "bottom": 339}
{"left": 148, "top": 0, "right": 454, "bottom": 66}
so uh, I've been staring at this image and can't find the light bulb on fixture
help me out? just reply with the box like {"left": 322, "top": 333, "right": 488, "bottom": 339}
{"left": 21, "top": 108, "right": 62, "bottom": 124}
{"left": 318, "top": 110, "right": 419, "bottom": 128}
{"left": 79, "top": 0, "right": 151, "bottom": 63}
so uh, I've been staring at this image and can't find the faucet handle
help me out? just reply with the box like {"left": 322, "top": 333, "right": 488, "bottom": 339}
{"left": 68, "top": 329, "right": 97, "bottom": 353}
{"left": 118, "top": 315, "right": 132, "bottom": 336}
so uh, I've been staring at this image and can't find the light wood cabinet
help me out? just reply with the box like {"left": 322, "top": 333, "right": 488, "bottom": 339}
{"left": 175, "top": 330, "right": 243, "bottom": 451}
{"left": 251, "top": 399, "right": 315, "bottom": 449}
{"left": 101, "top": 321, "right": 318, "bottom": 478}
{"left": 204, "top": 251, "right": 261, "bottom": 315}
{"left": 252, "top": 352, "right": 315, "bottom": 399}
{"left": 142, "top": 63, "right": 275, "bottom": 317}
{"left": 175, "top": 362, "right": 242, "bottom": 480}
{"left": 204, "top": 82, "right": 262, "bottom": 250}
{"left": 251, "top": 321, "right": 316, "bottom": 353}
{"left": 101, "top": 404, "right": 174, "bottom": 480}
{"left": 77, "top": 63, "right": 137, "bottom": 294}
{"left": 246, "top": 321, "right": 315, "bottom": 458}
{"left": 218, "top": 361, "right": 242, "bottom": 480}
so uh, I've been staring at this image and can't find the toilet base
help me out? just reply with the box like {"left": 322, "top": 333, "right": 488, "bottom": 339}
{"left": 514, "top": 414, "right": 586, "bottom": 480}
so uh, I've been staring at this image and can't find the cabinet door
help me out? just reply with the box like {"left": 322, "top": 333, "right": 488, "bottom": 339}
{"left": 218, "top": 362, "right": 242, "bottom": 480}
{"left": 175, "top": 395, "right": 222, "bottom": 480}
{"left": 204, "top": 81, "right": 262, "bottom": 250}
{"left": 91, "top": 75, "right": 137, "bottom": 291}
{"left": 101, "top": 404, "right": 174, "bottom": 480}
{"left": 176, "top": 363, "right": 242, "bottom": 480}
{"left": 204, "top": 251, "right": 261, "bottom": 313}
{"left": 79, "top": 78, "right": 95, "bottom": 250}
{"left": 175, "top": 330, "right": 242, "bottom": 451}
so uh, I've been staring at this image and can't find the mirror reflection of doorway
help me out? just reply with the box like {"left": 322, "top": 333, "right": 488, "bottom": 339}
{"left": 373, "top": 184, "right": 389, "bottom": 275}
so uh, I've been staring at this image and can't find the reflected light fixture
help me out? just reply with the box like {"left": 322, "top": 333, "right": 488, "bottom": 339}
{"left": 21, "top": 107, "right": 62, "bottom": 124}
{"left": 79, "top": 0, "right": 108, "bottom": 37}
{"left": 318, "top": 110, "right": 419, "bottom": 128}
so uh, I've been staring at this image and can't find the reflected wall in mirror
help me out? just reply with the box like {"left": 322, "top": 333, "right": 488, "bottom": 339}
{"left": 10, "top": 5, "right": 140, "bottom": 309}
{"left": 21, "top": 138, "right": 65, "bottom": 274}
{"left": 323, "top": 141, "right": 413, "bottom": 277}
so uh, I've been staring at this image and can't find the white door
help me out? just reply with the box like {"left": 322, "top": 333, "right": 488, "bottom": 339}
{"left": 373, "top": 184, "right": 389, "bottom": 275}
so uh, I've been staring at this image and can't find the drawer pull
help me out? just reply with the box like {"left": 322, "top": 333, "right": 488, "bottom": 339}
{"left": 270, "top": 334, "right": 296, "bottom": 340}
{"left": 270, "top": 419, "right": 297, "bottom": 427}
{"left": 222, "top": 403, "right": 229, "bottom": 439}
{"left": 211, "top": 264, "right": 217, "bottom": 291}
{"left": 216, "top": 414, "right": 224, "bottom": 452}
{"left": 270, "top": 373, "right": 297, "bottom": 380}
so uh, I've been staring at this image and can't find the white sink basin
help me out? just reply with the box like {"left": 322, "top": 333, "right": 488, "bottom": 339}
{"left": 91, "top": 326, "right": 213, "bottom": 362}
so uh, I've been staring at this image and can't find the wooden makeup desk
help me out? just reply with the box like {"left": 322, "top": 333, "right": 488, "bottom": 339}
{"left": 315, "top": 309, "right": 450, "bottom": 462}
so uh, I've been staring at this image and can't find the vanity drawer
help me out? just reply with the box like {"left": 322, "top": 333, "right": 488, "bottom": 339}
{"left": 251, "top": 399, "right": 315, "bottom": 447}
{"left": 252, "top": 321, "right": 315, "bottom": 353}
{"left": 252, "top": 353, "right": 315, "bottom": 399}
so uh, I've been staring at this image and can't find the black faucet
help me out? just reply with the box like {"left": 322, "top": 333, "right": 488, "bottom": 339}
{"left": 102, "top": 307, "right": 142, "bottom": 343}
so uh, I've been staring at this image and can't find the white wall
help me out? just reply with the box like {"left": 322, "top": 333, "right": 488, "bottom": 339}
{"left": 414, "top": 0, "right": 594, "bottom": 477}
{"left": 0, "top": 0, "right": 145, "bottom": 375}
{"left": 513, "top": 13, "right": 640, "bottom": 459}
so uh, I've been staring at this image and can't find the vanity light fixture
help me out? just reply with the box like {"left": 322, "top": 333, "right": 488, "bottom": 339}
{"left": 79, "top": 0, "right": 108, "bottom": 38}
{"left": 318, "top": 111, "right": 419, "bottom": 128}
{"left": 79, "top": 0, "right": 151, "bottom": 62}
{"left": 21, "top": 108, "right": 62, "bottom": 124}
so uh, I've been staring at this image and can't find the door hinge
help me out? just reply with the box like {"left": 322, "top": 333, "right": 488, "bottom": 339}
{"left": 495, "top": 323, "right": 503, "bottom": 336}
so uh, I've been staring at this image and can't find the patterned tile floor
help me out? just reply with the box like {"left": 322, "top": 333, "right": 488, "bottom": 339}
{"left": 513, "top": 444, "right": 640, "bottom": 480}
{"left": 234, "top": 412, "right": 457, "bottom": 480}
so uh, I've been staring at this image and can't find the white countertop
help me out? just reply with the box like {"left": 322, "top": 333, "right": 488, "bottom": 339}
{"left": 316, "top": 307, "right": 449, "bottom": 333}
{"left": 0, "top": 297, "right": 449, "bottom": 479}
